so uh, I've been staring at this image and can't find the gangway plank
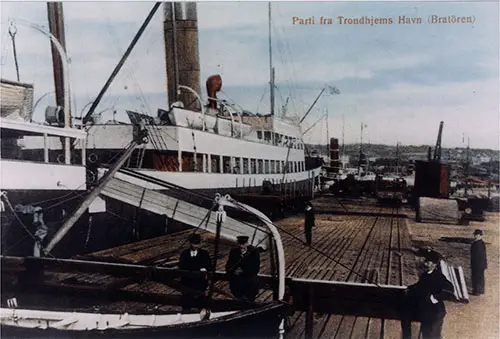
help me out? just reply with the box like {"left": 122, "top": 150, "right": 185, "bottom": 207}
{"left": 100, "top": 174, "right": 269, "bottom": 249}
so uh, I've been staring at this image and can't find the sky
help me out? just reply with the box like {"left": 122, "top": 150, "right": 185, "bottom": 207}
{"left": 1, "top": 1, "right": 499, "bottom": 149}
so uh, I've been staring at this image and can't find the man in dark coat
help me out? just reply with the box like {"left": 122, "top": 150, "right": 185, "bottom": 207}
{"left": 403, "top": 251, "right": 454, "bottom": 339}
{"left": 225, "top": 235, "right": 260, "bottom": 302}
{"left": 178, "top": 234, "right": 212, "bottom": 312}
{"left": 471, "top": 229, "right": 487, "bottom": 296}
{"left": 304, "top": 201, "right": 315, "bottom": 245}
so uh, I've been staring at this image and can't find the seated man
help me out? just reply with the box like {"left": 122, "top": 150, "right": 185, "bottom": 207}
{"left": 225, "top": 236, "right": 261, "bottom": 302}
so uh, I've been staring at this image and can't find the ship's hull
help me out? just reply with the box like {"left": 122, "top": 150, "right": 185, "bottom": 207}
{"left": 108, "top": 166, "right": 321, "bottom": 218}
{"left": 0, "top": 302, "right": 287, "bottom": 339}
{"left": 1, "top": 165, "right": 320, "bottom": 258}
{"left": 1, "top": 189, "right": 87, "bottom": 258}
{"left": 0, "top": 188, "right": 166, "bottom": 258}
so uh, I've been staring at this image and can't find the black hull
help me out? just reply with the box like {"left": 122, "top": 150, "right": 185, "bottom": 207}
{"left": 1, "top": 170, "right": 318, "bottom": 258}
{"left": 1, "top": 190, "right": 85, "bottom": 258}
{"left": 1, "top": 302, "right": 287, "bottom": 339}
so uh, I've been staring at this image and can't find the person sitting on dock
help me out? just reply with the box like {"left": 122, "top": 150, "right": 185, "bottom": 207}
{"left": 179, "top": 234, "right": 212, "bottom": 313}
{"left": 225, "top": 235, "right": 261, "bottom": 302}
{"left": 304, "top": 201, "right": 315, "bottom": 246}
{"left": 403, "top": 250, "right": 454, "bottom": 339}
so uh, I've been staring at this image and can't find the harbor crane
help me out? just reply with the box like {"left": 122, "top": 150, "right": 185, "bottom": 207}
{"left": 433, "top": 121, "right": 444, "bottom": 162}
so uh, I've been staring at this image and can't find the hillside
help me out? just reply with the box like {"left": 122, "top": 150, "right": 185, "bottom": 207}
{"left": 306, "top": 143, "right": 500, "bottom": 161}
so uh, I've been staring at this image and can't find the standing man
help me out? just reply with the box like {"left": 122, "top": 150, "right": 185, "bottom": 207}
{"left": 471, "top": 229, "right": 487, "bottom": 296}
{"left": 179, "top": 234, "right": 212, "bottom": 313}
{"left": 403, "top": 251, "right": 454, "bottom": 339}
{"left": 225, "top": 235, "right": 261, "bottom": 302}
{"left": 33, "top": 207, "right": 48, "bottom": 257}
{"left": 304, "top": 201, "right": 315, "bottom": 245}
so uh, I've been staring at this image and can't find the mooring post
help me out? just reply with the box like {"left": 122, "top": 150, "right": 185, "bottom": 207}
{"left": 305, "top": 286, "right": 314, "bottom": 339}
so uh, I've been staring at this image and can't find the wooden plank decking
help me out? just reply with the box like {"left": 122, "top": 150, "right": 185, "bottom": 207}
{"left": 8, "top": 196, "right": 421, "bottom": 338}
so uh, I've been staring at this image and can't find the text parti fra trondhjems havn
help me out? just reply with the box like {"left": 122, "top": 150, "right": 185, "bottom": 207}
{"left": 291, "top": 15, "right": 476, "bottom": 26}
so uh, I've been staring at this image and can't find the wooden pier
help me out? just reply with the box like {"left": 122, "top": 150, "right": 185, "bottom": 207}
{"left": 276, "top": 196, "right": 418, "bottom": 338}
{"left": 2, "top": 195, "right": 422, "bottom": 338}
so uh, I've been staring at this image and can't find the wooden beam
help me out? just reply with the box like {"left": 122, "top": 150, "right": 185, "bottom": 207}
{"left": 289, "top": 278, "right": 409, "bottom": 320}
{"left": 304, "top": 286, "right": 314, "bottom": 339}
{"left": 2, "top": 256, "right": 414, "bottom": 320}
{"left": 4, "top": 281, "right": 256, "bottom": 313}
{"left": 1, "top": 256, "right": 242, "bottom": 282}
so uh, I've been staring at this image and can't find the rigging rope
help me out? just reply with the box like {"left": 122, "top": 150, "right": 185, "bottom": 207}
{"left": 231, "top": 199, "right": 385, "bottom": 287}
{"left": 272, "top": 11, "right": 301, "bottom": 116}
{"left": 100, "top": 9, "right": 146, "bottom": 116}
{"left": 1, "top": 193, "right": 55, "bottom": 258}
{"left": 256, "top": 87, "right": 268, "bottom": 114}
{"left": 1, "top": 234, "right": 30, "bottom": 256}
{"left": 118, "top": 169, "right": 273, "bottom": 242}
{"left": 1, "top": 21, "right": 11, "bottom": 67}
{"left": 30, "top": 181, "right": 87, "bottom": 207}
{"left": 161, "top": 201, "right": 217, "bottom": 266}
{"left": 44, "top": 191, "right": 87, "bottom": 211}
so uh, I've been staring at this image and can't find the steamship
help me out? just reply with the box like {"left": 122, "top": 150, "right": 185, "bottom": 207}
{"left": 19, "top": 3, "right": 321, "bottom": 205}
{"left": 23, "top": 92, "right": 319, "bottom": 199}
{"left": 2, "top": 3, "right": 322, "bottom": 256}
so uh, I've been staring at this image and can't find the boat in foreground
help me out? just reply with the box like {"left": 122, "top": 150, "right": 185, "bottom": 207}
{"left": 0, "top": 301, "right": 286, "bottom": 339}
{"left": 1, "top": 121, "right": 289, "bottom": 337}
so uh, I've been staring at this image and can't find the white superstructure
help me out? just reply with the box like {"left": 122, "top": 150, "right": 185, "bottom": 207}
{"left": 21, "top": 106, "right": 320, "bottom": 193}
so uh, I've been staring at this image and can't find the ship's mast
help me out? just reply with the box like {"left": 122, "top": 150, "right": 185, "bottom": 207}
{"left": 326, "top": 108, "right": 330, "bottom": 159}
{"left": 358, "top": 122, "right": 363, "bottom": 175}
{"left": 341, "top": 114, "right": 345, "bottom": 161}
{"left": 464, "top": 137, "right": 470, "bottom": 197}
{"left": 47, "top": 1, "right": 71, "bottom": 164}
{"left": 268, "top": 2, "right": 275, "bottom": 116}
{"left": 83, "top": 3, "right": 161, "bottom": 125}
{"left": 47, "top": 2, "right": 68, "bottom": 115}
{"left": 396, "top": 142, "right": 400, "bottom": 175}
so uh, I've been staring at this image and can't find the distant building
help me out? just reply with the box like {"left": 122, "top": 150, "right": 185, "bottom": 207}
{"left": 406, "top": 152, "right": 428, "bottom": 161}
{"left": 340, "top": 155, "right": 349, "bottom": 169}
{"left": 472, "top": 155, "right": 492, "bottom": 165}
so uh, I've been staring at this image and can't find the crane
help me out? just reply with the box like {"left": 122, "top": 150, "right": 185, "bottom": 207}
{"left": 433, "top": 121, "right": 444, "bottom": 162}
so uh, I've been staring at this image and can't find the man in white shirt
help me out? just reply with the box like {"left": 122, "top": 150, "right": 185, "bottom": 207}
{"left": 179, "top": 234, "right": 212, "bottom": 312}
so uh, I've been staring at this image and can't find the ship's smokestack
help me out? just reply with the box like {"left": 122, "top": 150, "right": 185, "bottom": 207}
{"left": 330, "top": 137, "right": 340, "bottom": 173}
{"left": 163, "top": 2, "right": 201, "bottom": 110}
{"left": 206, "top": 74, "right": 222, "bottom": 110}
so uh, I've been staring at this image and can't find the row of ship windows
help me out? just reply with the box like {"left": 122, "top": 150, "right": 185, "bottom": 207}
{"left": 153, "top": 152, "right": 306, "bottom": 174}
{"left": 256, "top": 131, "right": 304, "bottom": 150}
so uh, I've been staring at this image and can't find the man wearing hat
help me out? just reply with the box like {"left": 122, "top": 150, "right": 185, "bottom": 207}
{"left": 304, "top": 201, "right": 315, "bottom": 245}
{"left": 403, "top": 250, "right": 454, "bottom": 339}
{"left": 471, "top": 229, "right": 487, "bottom": 296}
{"left": 179, "top": 233, "right": 212, "bottom": 312}
{"left": 225, "top": 235, "right": 261, "bottom": 302}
